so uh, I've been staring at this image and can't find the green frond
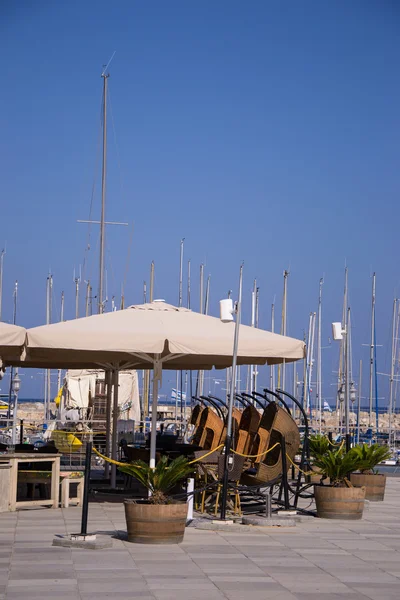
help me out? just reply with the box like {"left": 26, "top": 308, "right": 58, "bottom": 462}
{"left": 118, "top": 455, "right": 194, "bottom": 501}
{"left": 349, "top": 444, "right": 392, "bottom": 472}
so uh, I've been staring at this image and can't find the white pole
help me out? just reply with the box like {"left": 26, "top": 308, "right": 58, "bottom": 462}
{"left": 0, "top": 248, "right": 5, "bottom": 322}
{"left": 187, "top": 477, "right": 194, "bottom": 522}
{"left": 150, "top": 359, "right": 161, "bottom": 469}
{"left": 388, "top": 299, "right": 397, "bottom": 445}
{"left": 110, "top": 368, "right": 119, "bottom": 488}
{"left": 369, "top": 273, "right": 376, "bottom": 426}
{"left": 317, "top": 278, "right": 323, "bottom": 432}
{"left": 11, "top": 369, "right": 19, "bottom": 446}
{"left": 270, "top": 303, "right": 275, "bottom": 391}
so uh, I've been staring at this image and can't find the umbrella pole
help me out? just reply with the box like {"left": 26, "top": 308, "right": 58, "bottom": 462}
{"left": 104, "top": 370, "right": 112, "bottom": 480}
{"left": 110, "top": 368, "right": 119, "bottom": 488}
{"left": 150, "top": 358, "right": 161, "bottom": 469}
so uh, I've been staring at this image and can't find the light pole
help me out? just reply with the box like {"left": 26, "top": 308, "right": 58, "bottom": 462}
{"left": 219, "top": 265, "right": 243, "bottom": 520}
{"left": 11, "top": 370, "right": 21, "bottom": 447}
{"left": 332, "top": 321, "right": 355, "bottom": 450}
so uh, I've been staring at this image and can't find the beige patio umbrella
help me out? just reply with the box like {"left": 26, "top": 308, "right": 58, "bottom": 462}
{"left": 18, "top": 301, "right": 305, "bottom": 370}
{"left": 7, "top": 301, "right": 305, "bottom": 471}
{"left": 0, "top": 322, "right": 26, "bottom": 368}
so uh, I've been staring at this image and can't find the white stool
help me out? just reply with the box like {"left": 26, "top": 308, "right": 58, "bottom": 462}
{"left": 60, "top": 472, "right": 84, "bottom": 508}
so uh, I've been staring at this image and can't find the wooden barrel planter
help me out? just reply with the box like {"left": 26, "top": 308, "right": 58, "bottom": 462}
{"left": 350, "top": 473, "right": 386, "bottom": 501}
{"left": 124, "top": 500, "right": 187, "bottom": 544}
{"left": 314, "top": 485, "right": 366, "bottom": 520}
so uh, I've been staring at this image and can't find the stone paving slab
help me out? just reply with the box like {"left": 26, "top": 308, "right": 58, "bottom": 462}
{"left": 0, "top": 478, "right": 400, "bottom": 599}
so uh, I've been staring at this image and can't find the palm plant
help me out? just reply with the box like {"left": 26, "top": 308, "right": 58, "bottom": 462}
{"left": 308, "top": 433, "right": 330, "bottom": 459}
{"left": 313, "top": 448, "right": 363, "bottom": 487}
{"left": 349, "top": 444, "right": 392, "bottom": 474}
{"left": 118, "top": 455, "right": 193, "bottom": 504}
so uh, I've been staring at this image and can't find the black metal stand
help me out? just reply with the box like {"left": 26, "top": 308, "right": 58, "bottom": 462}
{"left": 346, "top": 433, "right": 352, "bottom": 452}
{"left": 19, "top": 420, "right": 24, "bottom": 445}
{"left": 80, "top": 442, "right": 92, "bottom": 536}
{"left": 280, "top": 434, "right": 290, "bottom": 510}
{"left": 220, "top": 434, "right": 232, "bottom": 520}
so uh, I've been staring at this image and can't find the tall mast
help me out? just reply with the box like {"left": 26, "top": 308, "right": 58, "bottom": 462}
{"left": 278, "top": 270, "right": 289, "bottom": 390}
{"left": 74, "top": 270, "right": 80, "bottom": 319}
{"left": 99, "top": 71, "right": 109, "bottom": 314}
{"left": 270, "top": 303, "right": 275, "bottom": 391}
{"left": 344, "top": 306, "right": 350, "bottom": 444}
{"left": 0, "top": 248, "right": 5, "bottom": 321}
{"left": 369, "top": 273, "right": 376, "bottom": 426}
{"left": 150, "top": 261, "right": 154, "bottom": 302}
{"left": 199, "top": 264, "right": 204, "bottom": 314}
{"left": 197, "top": 264, "right": 205, "bottom": 397}
{"left": 7, "top": 281, "right": 18, "bottom": 420}
{"left": 304, "top": 313, "right": 313, "bottom": 414}
{"left": 248, "top": 279, "right": 256, "bottom": 394}
{"left": 308, "top": 312, "right": 316, "bottom": 417}
{"left": 143, "top": 262, "right": 154, "bottom": 419}
{"left": 388, "top": 298, "right": 398, "bottom": 445}
{"left": 45, "top": 275, "right": 52, "bottom": 420}
{"left": 252, "top": 284, "right": 259, "bottom": 392}
{"left": 85, "top": 281, "right": 91, "bottom": 316}
{"left": 187, "top": 260, "right": 191, "bottom": 309}
{"left": 316, "top": 278, "right": 323, "bottom": 432}
{"left": 204, "top": 275, "right": 211, "bottom": 314}
{"left": 357, "top": 359, "right": 362, "bottom": 444}
{"left": 176, "top": 240, "right": 184, "bottom": 424}
{"left": 179, "top": 239, "right": 184, "bottom": 308}
{"left": 337, "top": 267, "right": 348, "bottom": 428}
{"left": 57, "top": 291, "right": 65, "bottom": 391}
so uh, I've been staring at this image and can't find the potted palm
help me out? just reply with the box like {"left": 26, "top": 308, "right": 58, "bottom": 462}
{"left": 308, "top": 434, "right": 330, "bottom": 484}
{"left": 118, "top": 455, "right": 193, "bottom": 544}
{"left": 313, "top": 448, "right": 365, "bottom": 519}
{"left": 349, "top": 444, "right": 392, "bottom": 501}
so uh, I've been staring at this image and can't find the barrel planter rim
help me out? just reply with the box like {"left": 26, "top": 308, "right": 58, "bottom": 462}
{"left": 124, "top": 499, "right": 187, "bottom": 544}
{"left": 314, "top": 484, "right": 366, "bottom": 520}
{"left": 350, "top": 472, "right": 386, "bottom": 501}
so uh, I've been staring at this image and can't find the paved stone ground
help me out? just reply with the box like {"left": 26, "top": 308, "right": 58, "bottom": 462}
{"left": 1, "top": 479, "right": 400, "bottom": 600}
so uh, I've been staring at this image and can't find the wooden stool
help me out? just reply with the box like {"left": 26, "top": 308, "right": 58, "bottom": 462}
{"left": 60, "top": 472, "right": 84, "bottom": 508}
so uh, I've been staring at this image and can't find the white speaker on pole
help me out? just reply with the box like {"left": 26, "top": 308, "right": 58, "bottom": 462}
{"left": 332, "top": 322, "right": 343, "bottom": 341}
{"left": 220, "top": 299, "right": 234, "bottom": 323}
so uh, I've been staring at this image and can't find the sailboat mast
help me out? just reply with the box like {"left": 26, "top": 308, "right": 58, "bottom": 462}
{"left": 270, "top": 303, "right": 275, "bottom": 391}
{"left": 45, "top": 275, "right": 52, "bottom": 420}
{"left": 176, "top": 240, "right": 184, "bottom": 424}
{"left": 143, "top": 262, "right": 154, "bottom": 419}
{"left": 99, "top": 72, "right": 109, "bottom": 314}
{"left": 369, "top": 273, "right": 376, "bottom": 426}
{"left": 85, "top": 281, "right": 90, "bottom": 316}
{"left": 197, "top": 264, "right": 205, "bottom": 397}
{"left": 74, "top": 272, "right": 80, "bottom": 319}
{"left": 316, "top": 278, "right": 323, "bottom": 432}
{"left": 304, "top": 313, "right": 312, "bottom": 413}
{"left": 0, "top": 248, "right": 5, "bottom": 321}
{"left": 309, "top": 312, "right": 316, "bottom": 418}
{"left": 56, "top": 291, "right": 65, "bottom": 391}
{"left": 357, "top": 359, "right": 362, "bottom": 444}
{"left": 187, "top": 260, "right": 191, "bottom": 309}
{"left": 253, "top": 285, "right": 259, "bottom": 392}
{"left": 179, "top": 239, "right": 184, "bottom": 308}
{"left": 7, "top": 281, "right": 18, "bottom": 421}
{"left": 344, "top": 306, "right": 351, "bottom": 445}
{"left": 388, "top": 298, "right": 397, "bottom": 445}
{"left": 278, "top": 270, "right": 289, "bottom": 390}
{"left": 150, "top": 261, "right": 154, "bottom": 302}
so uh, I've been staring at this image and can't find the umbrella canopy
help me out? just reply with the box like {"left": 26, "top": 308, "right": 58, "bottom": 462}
{"left": 13, "top": 301, "right": 304, "bottom": 369}
{"left": 0, "top": 322, "right": 26, "bottom": 365}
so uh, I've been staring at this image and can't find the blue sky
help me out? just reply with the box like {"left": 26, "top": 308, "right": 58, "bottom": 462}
{"left": 1, "top": 1, "right": 399, "bottom": 404}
